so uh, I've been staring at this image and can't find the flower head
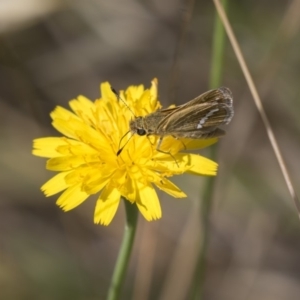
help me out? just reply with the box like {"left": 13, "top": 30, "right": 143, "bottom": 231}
{"left": 32, "top": 79, "right": 218, "bottom": 225}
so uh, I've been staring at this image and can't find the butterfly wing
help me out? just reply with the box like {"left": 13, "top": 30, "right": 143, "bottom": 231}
{"left": 156, "top": 87, "right": 233, "bottom": 138}
{"left": 178, "top": 86, "right": 232, "bottom": 108}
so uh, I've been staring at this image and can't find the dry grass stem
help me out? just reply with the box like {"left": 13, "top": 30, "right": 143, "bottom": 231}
{"left": 213, "top": 0, "right": 300, "bottom": 215}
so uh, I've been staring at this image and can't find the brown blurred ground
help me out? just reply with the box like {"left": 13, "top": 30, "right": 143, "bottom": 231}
{"left": 1, "top": 1, "right": 300, "bottom": 299}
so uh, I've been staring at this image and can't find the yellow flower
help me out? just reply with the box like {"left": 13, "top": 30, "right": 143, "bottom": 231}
{"left": 32, "top": 79, "right": 218, "bottom": 225}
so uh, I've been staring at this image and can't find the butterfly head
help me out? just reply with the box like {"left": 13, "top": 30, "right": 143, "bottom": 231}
{"left": 130, "top": 117, "right": 147, "bottom": 136}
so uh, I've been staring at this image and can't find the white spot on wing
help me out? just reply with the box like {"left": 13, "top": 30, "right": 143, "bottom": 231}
{"left": 197, "top": 108, "right": 219, "bottom": 129}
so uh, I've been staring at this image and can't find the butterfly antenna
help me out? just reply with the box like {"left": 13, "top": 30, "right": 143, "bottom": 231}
{"left": 111, "top": 86, "right": 136, "bottom": 117}
{"left": 117, "top": 130, "right": 132, "bottom": 156}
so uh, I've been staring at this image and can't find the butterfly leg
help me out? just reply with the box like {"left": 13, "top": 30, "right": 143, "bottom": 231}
{"left": 146, "top": 135, "right": 179, "bottom": 166}
{"left": 146, "top": 134, "right": 155, "bottom": 146}
{"left": 156, "top": 137, "right": 179, "bottom": 167}
{"left": 171, "top": 135, "right": 187, "bottom": 150}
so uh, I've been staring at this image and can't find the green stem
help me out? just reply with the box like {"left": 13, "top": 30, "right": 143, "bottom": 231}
{"left": 209, "top": 0, "right": 227, "bottom": 90}
{"left": 190, "top": 1, "right": 228, "bottom": 299}
{"left": 107, "top": 198, "right": 138, "bottom": 300}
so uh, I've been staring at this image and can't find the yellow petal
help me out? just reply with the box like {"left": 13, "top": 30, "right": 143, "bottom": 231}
{"left": 119, "top": 176, "right": 136, "bottom": 203}
{"left": 46, "top": 155, "right": 101, "bottom": 171}
{"left": 50, "top": 117, "right": 115, "bottom": 160}
{"left": 51, "top": 117, "right": 111, "bottom": 149}
{"left": 41, "top": 171, "right": 71, "bottom": 196}
{"left": 126, "top": 84, "right": 145, "bottom": 102}
{"left": 52, "top": 117, "right": 109, "bottom": 145}
{"left": 51, "top": 118, "right": 83, "bottom": 139}
{"left": 81, "top": 165, "right": 115, "bottom": 194}
{"left": 150, "top": 78, "right": 158, "bottom": 101}
{"left": 151, "top": 157, "right": 189, "bottom": 175}
{"left": 183, "top": 138, "right": 217, "bottom": 150}
{"left": 100, "top": 82, "right": 117, "bottom": 103}
{"left": 56, "top": 184, "right": 89, "bottom": 211}
{"left": 33, "top": 137, "right": 65, "bottom": 158}
{"left": 56, "top": 143, "right": 99, "bottom": 156}
{"left": 64, "top": 166, "right": 93, "bottom": 185}
{"left": 179, "top": 153, "right": 218, "bottom": 176}
{"left": 157, "top": 136, "right": 184, "bottom": 154}
{"left": 135, "top": 90, "right": 152, "bottom": 115}
{"left": 159, "top": 136, "right": 218, "bottom": 153}
{"left": 137, "top": 167, "right": 162, "bottom": 184}
{"left": 136, "top": 182, "right": 161, "bottom": 221}
{"left": 69, "top": 96, "right": 96, "bottom": 127}
{"left": 94, "top": 185, "right": 121, "bottom": 225}
{"left": 75, "top": 128, "right": 114, "bottom": 159}
{"left": 155, "top": 178, "right": 187, "bottom": 198}
{"left": 33, "top": 137, "right": 99, "bottom": 158}
{"left": 50, "top": 106, "right": 81, "bottom": 121}
{"left": 119, "top": 135, "right": 154, "bottom": 163}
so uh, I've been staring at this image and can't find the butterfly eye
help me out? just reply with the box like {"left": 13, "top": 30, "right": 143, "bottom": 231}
{"left": 137, "top": 128, "right": 146, "bottom": 136}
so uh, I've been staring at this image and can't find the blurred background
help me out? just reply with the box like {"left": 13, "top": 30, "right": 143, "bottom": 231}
{"left": 1, "top": 0, "right": 300, "bottom": 299}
